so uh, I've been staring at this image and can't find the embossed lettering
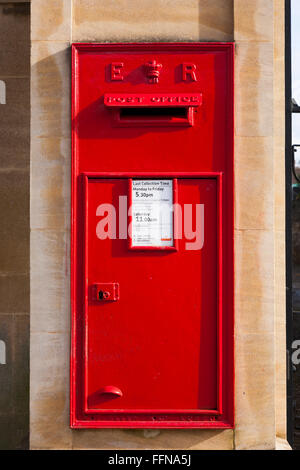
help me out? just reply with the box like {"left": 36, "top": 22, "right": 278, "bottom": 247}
{"left": 111, "top": 62, "right": 124, "bottom": 81}
{"left": 182, "top": 63, "right": 197, "bottom": 82}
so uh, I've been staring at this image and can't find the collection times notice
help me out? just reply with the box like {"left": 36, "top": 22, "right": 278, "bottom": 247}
{"left": 131, "top": 180, "right": 174, "bottom": 248}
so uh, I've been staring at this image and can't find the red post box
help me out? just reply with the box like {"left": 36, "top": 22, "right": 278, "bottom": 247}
{"left": 71, "top": 43, "right": 234, "bottom": 428}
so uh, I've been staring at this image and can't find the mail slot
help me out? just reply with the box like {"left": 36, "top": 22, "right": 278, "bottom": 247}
{"left": 71, "top": 43, "right": 234, "bottom": 429}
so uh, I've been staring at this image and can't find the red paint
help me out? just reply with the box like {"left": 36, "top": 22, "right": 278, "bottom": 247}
{"left": 71, "top": 43, "right": 234, "bottom": 429}
{"left": 98, "top": 385, "right": 123, "bottom": 398}
{"left": 144, "top": 60, "right": 162, "bottom": 84}
{"left": 93, "top": 283, "right": 120, "bottom": 302}
{"left": 104, "top": 93, "right": 202, "bottom": 107}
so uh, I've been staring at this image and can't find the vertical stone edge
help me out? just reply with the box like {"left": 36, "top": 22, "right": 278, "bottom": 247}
{"left": 29, "top": 1, "right": 72, "bottom": 449}
{"left": 233, "top": 0, "right": 276, "bottom": 450}
{"left": 274, "top": 0, "right": 287, "bottom": 441}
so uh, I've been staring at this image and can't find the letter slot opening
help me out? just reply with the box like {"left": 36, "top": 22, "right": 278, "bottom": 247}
{"left": 104, "top": 93, "right": 202, "bottom": 127}
{"left": 113, "top": 106, "right": 194, "bottom": 127}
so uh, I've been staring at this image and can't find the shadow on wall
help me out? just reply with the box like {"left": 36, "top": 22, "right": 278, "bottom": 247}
{"left": 0, "top": 1, "right": 30, "bottom": 451}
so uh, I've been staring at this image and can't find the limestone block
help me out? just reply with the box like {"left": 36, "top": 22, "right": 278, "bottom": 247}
{"left": 31, "top": 143, "right": 70, "bottom": 231}
{"left": 0, "top": 412, "right": 29, "bottom": 450}
{"left": 31, "top": 0, "right": 71, "bottom": 41}
{"left": 235, "top": 229, "right": 274, "bottom": 334}
{"left": 235, "top": 42, "right": 273, "bottom": 137}
{"left": 0, "top": 315, "right": 29, "bottom": 450}
{"left": 234, "top": 0, "right": 273, "bottom": 43}
{"left": 235, "top": 136, "right": 273, "bottom": 230}
{"left": 30, "top": 331, "right": 72, "bottom": 449}
{"left": 0, "top": 2, "right": 30, "bottom": 76}
{"left": 31, "top": 42, "right": 70, "bottom": 139}
{"left": 30, "top": 230, "right": 69, "bottom": 333}
{"left": 275, "top": 230, "right": 286, "bottom": 439}
{"left": 235, "top": 332, "right": 275, "bottom": 450}
{"left": 72, "top": 428, "right": 233, "bottom": 450}
{"left": 0, "top": 77, "right": 30, "bottom": 168}
{"left": 0, "top": 274, "right": 29, "bottom": 313}
{"left": 0, "top": 170, "right": 29, "bottom": 273}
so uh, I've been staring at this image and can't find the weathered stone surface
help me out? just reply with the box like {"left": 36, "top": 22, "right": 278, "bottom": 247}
{"left": 235, "top": 136, "right": 273, "bottom": 230}
{"left": 0, "top": 1, "right": 30, "bottom": 3}
{"left": 235, "top": 230, "right": 274, "bottom": 299}
{"left": 273, "top": 0, "right": 286, "bottom": 440}
{"left": 0, "top": 316, "right": 29, "bottom": 450}
{"left": 0, "top": 274, "right": 29, "bottom": 313}
{"left": 233, "top": 0, "right": 284, "bottom": 450}
{"left": 234, "top": 0, "right": 273, "bottom": 43}
{"left": 0, "top": 170, "right": 29, "bottom": 273}
{"left": 31, "top": 42, "right": 70, "bottom": 139}
{"left": 275, "top": 438, "right": 292, "bottom": 450}
{"left": 0, "top": 77, "right": 30, "bottom": 127}
{"left": 31, "top": 0, "right": 71, "bottom": 41}
{"left": 0, "top": 1, "right": 30, "bottom": 451}
{"left": 30, "top": 331, "right": 72, "bottom": 449}
{"left": 235, "top": 332, "right": 275, "bottom": 450}
{"left": 31, "top": 136, "right": 71, "bottom": 164}
{"left": 235, "top": 42, "right": 273, "bottom": 137}
{"left": 72, "top": 428, "right": 234, "bottom": 450}
{"left": 0, "top": 77, "right": 29, "bottom": 168}
{"left": 30, "top": 230, "right": 70, "bottom": 334}
{"left": 31, "top": 158, "right": 71, "bottom": 230}
{"left": 275, "top": 229, "right": 286, "bottom": 438}
{"left": 235, "top": 229, "right": 274, "bottom": 333}
{"left": 0, "top": 3, "right": 29, "bottom": 76}
{"left": 0, "top": 412, "right": 29, "bottom": 450}
{"left": 234, "top": 228, "right": 276, "bottom": 448}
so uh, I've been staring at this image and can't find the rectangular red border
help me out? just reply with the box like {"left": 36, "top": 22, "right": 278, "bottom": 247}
{"left": 71, "top": 43, "right": 234, "bottom": 429}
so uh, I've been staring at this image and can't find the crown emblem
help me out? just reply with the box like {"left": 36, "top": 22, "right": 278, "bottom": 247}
{"left": 144, "top": 60, "right": 162, "bottom": 84}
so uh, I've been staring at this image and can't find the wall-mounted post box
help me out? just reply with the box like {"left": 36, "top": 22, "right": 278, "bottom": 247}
{"left": 71, "top": 43, "right": 234, "bottom": 428}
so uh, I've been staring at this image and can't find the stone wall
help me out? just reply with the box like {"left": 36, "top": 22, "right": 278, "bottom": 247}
{"left": 274, "top": 0, "right": 287, "bottom": 442}
{"left": 30, "top": 0, "right": 287, "bottom": 449}
{"left": 234, "top": 0, "right": 275, "bottom": 450}
{"left": 0, "top": 1, "right": 30, "bottom": 450}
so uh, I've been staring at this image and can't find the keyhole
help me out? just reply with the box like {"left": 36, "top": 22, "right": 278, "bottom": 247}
{"left": 98, "top": 290, "right": 110, "bottom": 300}
{"left": 99, "top": 290, "right": 104, "bottom": 300}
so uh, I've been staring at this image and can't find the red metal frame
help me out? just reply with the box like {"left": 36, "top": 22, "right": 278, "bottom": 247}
{"left": 104, "top": 93, "right": 202, "bottom": 127}
{"left": 103, "top": 93, "right": 202, "bottom": 106}
{"left": 71, "top": 43, "right": 234, "bottom": 429}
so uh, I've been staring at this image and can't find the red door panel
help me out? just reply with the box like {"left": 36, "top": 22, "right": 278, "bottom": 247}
{"left": 86, "top": 178, "right": 217, "bottom": 412}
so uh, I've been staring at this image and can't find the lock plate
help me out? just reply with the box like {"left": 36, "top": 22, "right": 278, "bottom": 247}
{"left": 93, "top": 283, "right": 119, "bottom": 302}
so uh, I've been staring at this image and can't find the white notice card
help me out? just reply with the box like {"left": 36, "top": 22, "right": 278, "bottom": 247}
{"left": 131, "top": 180, "right": 174, "bottom": 248}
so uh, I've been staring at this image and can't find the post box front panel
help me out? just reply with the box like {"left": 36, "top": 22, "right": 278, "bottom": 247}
{"left": 71, "top": 43, "right": 234, "bottom": 428}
